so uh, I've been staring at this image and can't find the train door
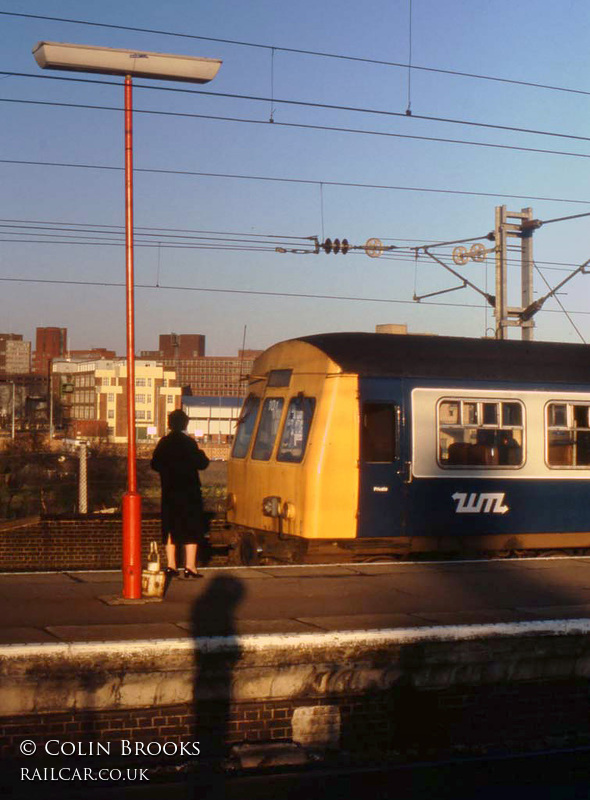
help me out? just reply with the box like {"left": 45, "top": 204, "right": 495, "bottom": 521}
{"left": 357, "top": 379, "right": 406, "bottom": 539}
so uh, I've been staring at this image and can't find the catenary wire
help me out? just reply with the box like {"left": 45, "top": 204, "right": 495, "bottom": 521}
{"left": 2, "top": 11, "right": 589, "bottom": 99}
{"left": 0, "top": 217, "right": 309, "bottom": 240}
{"left": 0, "top": 214, "right": 578, "bottom": 271}
{"left": 0, "top": 228, "right": 584, "bottom": 274}
{"left": 0, "top": 274, "right": 586, "bottom": 318}
{"left": 4, "top": 218, "right": 589, "bottom": 259}
{"left": 533, "top": 261, "right": 586, "bottom": 343}
{"left": 2, "top": 97, "right": 590, "bottom": 160}
{"left": 1, "top": 158, "right": 589, "bottom": 207}
{"left": 3, "top": 71, "right": 590, "bottom": 146}
{"left": 0, "top": 239, "right": 278, "bottom": 252}
{"left": 0, "top": 212, "right": 584, "bottom": 267}
{"left": 0, "top": 223, "right": 308, "bottom": 247}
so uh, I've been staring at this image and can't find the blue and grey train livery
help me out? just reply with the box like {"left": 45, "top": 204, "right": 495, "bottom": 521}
{"left": 226, "top": 332, "right": 590, "bottom": 562}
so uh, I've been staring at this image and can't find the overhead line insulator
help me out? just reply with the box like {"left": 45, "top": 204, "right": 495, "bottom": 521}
{"left": 322, "top": 237, "right": 350, "bottom": 254}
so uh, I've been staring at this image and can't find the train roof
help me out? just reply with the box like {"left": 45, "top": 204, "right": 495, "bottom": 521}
{"left": 294, "top": 332, "right": 590, "bottom": 383}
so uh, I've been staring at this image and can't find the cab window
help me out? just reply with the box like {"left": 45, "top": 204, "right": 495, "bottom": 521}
{"left": 231, "top": 395, "right": 260, "bottom": 459}
{"left": 277, "top": 396, "right": 315, "bottom": 462}
{"left": 251, "top": 398, "right": 284, "bottom": 461}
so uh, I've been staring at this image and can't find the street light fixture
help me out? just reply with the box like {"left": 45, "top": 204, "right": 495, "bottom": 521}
{"left": 33, "top": 41, "right": 222, "bottom": 599}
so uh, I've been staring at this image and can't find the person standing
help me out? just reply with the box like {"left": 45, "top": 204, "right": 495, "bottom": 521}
{"left": 151, "top": 409, "right": 210, "bottom": 578}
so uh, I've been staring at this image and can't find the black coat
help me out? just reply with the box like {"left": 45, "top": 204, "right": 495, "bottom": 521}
{"left": 150, "top": 431, "right": 210, "bottom": 545}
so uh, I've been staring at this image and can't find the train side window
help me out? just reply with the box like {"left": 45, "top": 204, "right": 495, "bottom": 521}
{"left": 231, "top": 395, "right": 261, "bottom": 459}
{"left": 361, "top": 403, "right": 397, "bottom": 463}
{"left": 277, "top": 396, "right": 316, "bottom": 463}
{"left": 548, "top": 404, "right": 567, "bottom": 428}
{"left": 547, "top": 402, "right": 590, "bottom": 467}
{"left": 251, "top": 398, "right": 285, "bottom": 461}
{"left": 503, "top": 402, "right": 522, "bottom": 426}
{"left": 438, "top": 399, "right": 524, "bottom": 468}
{"left": 482, "top": 403, "right": 498, "bottom": 425}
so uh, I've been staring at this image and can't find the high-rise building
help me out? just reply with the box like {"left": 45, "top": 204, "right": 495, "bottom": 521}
{"left": 159, "top": 333, "right": 205, "bottom": 360}
{"left": 140, "top": 334, "right": 260, "bottom": 396}
{"left": 0, "top": 334, "right": 31, "bottom": 374}
{"left": 33, "top": 327, "right": 67, "bottom": 374}
{"left": 158, "top": 351, "right": 262, "bottom": 397}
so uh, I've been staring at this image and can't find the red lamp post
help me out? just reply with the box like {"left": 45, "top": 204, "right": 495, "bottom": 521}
{"left": 33, "top": 42, "right": 221, "bottom": 598}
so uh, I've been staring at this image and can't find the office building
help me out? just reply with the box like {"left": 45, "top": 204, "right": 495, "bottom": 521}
{"left": 0, "top": 334, "right": 30, "bottom": 374}
{"left": 52, "top": 358, "right": 181, "bottom": 442}
{"left": 33, "top": 327, "right": 67, "bottom": 375}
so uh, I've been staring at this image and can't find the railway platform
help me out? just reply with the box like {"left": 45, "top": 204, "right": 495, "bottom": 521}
{"left": 4, "top": 557, "right": 590, "bottom": 795}
{"left": 3, "top": 555, "right": 590, "bottom": 643}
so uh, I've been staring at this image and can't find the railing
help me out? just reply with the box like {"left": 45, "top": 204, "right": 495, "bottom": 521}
{"left": 0, "top": 445, "right": 227, "bottom": 519}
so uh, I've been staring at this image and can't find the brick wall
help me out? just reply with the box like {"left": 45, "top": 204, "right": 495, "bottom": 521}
{"left": 3, "top": 681, "right": 590, "bottom": 765}
{"left": 4, "top": 627, "right": 590, "bottom": 786}
{"left": 0, "top": 515, "right": 164, "bottom": 571}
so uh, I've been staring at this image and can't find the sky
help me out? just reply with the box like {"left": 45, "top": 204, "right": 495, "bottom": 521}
{"left": 1, "top": 0, "right": 590, "bottom": 355}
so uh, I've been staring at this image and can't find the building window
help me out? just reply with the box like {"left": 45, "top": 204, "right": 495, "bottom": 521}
{"left": 136, "top": 378, "right": 146, "bottom": 387}
{"left": 438, "top": 398, "right": 524, "bottom": 467}
{"left": 108, "top": 393, "right": 114, "bottom": 402}
{"left": 136, "top": 394, "right": 145, "bottom": 404}
{"left": 167, "top": 395, "right": 173, "bottom": 404}
{"left": 136, "top": 410, "right": 146, "bottom": 420}
{"left": 108, "top": 409, "right": 114, "bottom": 419}
{"left": 547, "top": 402, "right": 590, "bottom": 467}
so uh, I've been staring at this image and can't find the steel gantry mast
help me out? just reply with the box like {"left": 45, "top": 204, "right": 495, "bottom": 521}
{"left": 494, "top": 206, "right": 539, "bottom": 340}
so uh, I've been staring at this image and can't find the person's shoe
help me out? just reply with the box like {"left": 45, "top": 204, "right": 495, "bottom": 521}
{"left": 184, "top": 568, "right": 202, "bottom": 579}
{"left": 165, "top": 567, "right": 179, "bottom": 577}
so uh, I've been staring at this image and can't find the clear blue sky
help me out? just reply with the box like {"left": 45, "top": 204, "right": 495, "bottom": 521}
{"left": 1, "top": 0, "right": 590, "bottom": 355}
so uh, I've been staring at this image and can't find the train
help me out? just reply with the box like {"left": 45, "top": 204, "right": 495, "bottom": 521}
{"left": 223, "top": 331, "right": 590, "bottom": 564}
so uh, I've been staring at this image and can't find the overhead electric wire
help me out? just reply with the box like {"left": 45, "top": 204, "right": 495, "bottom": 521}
{"left": 0, "top": 217, "right": 307, "bottom": 240}
{"left": 0, "top": 235, "right": 584, "bottom": 275}
{"left": 3, "top": 97, "right": 590, "bottom": 160}
{"left": 2, "top": 157, "right": 589, "bottom": 206}
{"left": 0, "top": 274, "right": 586, "bottom": 320}
{"left": 2, "top": 14, "right": 587, "bottom": 339}
{"left": 2, "top": 10, "right": 589, "bottom": 99}
{"left": 538, "top": 211, "right": 590, "bottom": 226}
{"left": 0, "top": 217, "right": 586, "bottom": 274}
{"left": 533, "top": 261, "right": 586, "bottom": 343}
{"left": 3, "top": 71, "right": 590, "bottom": 146}
{"left": 6, "top": 218, "right": 589, "bottom": 260}
{"left": 0, "top": 238, "right": 278, "bottom": 252}
{"left": 0, "top": 222, "right": 306, "bottom": 247}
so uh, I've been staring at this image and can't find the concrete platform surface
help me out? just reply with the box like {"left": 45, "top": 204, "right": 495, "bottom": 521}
{"left": 2, "top": 556, "right": 590, "bottom": 645}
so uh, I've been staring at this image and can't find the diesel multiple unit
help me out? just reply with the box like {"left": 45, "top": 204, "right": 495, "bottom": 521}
{"left": 225, "top": 332, "right": 590, "bottom": 563}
